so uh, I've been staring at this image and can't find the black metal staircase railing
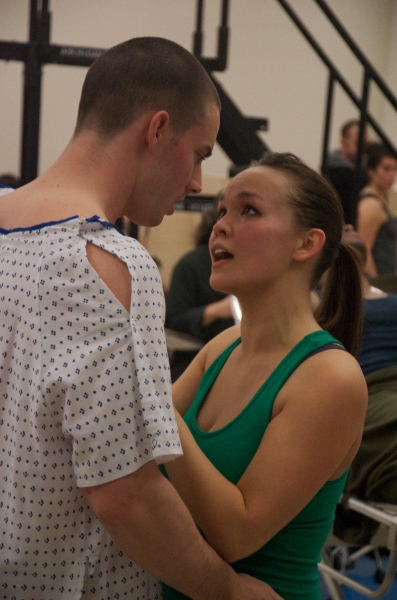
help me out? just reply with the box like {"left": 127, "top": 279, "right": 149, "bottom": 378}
{"left": 0, "top": 0, "right": 269, "bottom": 186}
{"left": 275, "top": 0, "right": 397, "bottom": 176}
{"left": 192, "top": 0, "right": 269, "bottom": 169}
{"left": 1, "top": 0, "right": 396, "bottom": 189}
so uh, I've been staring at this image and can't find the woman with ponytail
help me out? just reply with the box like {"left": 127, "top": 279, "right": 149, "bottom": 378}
{"left": 161, "top": 153, "right": 368, "bottom": 600}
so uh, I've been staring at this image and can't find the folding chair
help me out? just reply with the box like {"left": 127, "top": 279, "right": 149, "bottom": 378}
{"left": 319, "top": 497, "right": 397, "bottom": 599}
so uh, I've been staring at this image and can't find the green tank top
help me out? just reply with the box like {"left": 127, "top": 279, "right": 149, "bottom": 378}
{"left": 162, "top": 331, "right": 348, "bottom": 600}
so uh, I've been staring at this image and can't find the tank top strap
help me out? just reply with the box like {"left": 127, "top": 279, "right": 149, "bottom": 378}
{"left": 195, "top": 336, "right": 242, "bottom": 402}
{"left": 196, "top": 331, "right": 343, "bottom": 416}
{"left": 255, "top": 330, "right": 344, "bottom": 406}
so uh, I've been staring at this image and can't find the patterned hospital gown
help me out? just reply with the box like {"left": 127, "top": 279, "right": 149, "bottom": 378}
{"left": 0, "top": 215, "right": 182, "bottom": 599}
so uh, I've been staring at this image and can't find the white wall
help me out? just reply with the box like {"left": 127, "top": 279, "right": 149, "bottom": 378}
{"left": 384, "top": 0, "right": 397, "bottom": 144}
{"left": 1, "top": 0, "right": 396, "bottom": 180}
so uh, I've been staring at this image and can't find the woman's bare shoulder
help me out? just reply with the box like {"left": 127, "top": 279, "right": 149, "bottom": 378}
{"left": 359, "top": 186, "right": 383, "bottom": 205}
{"left": 282, "top": 346, "right": 367, "bottom": 416}
{"left": 202, "top": 325, "right": 241, "bottom": 369}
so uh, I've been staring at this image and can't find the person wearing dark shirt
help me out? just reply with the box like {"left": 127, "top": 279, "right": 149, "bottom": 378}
{"left": 333, "top": 227, "right": 397, "bottom": 545}
{"left": 359, "top": 292, "right": 397, "bottom": 376}
{"left": 166, "top": 204, "right": 235, "bottom": 379}
{"left": 323, "top": 119, "right": 367, "bottom": 226}
{"left": 357, "top": 142, "right": 397, "bottom": 277}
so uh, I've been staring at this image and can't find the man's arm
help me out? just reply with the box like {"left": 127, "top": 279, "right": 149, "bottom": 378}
{"left": 83, "top": 243, "right": 282, "bottom": 600}
{"left": 83, "top": 460, "right": 282, "bottom": 600}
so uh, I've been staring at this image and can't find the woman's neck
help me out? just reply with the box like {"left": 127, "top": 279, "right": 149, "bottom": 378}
{"left": 237, "top": 287, "right": 320, "bottom": 355}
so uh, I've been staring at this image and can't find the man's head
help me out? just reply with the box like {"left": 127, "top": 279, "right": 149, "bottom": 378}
{"left": 340, "top": 119, "right": 367, "bottom": 164}
{"left": 125, "top": 100, "right": 220, "bottom": 227}
{"left": 74, "top": 36, "right": 220, "bottom": 139}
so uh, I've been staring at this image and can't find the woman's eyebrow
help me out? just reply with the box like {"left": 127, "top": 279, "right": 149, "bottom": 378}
{"left": 236, "top": 191, "right": 264, "bottom": 201}
{"left": 218, "top": 191, "right": 264, "bottom": 204}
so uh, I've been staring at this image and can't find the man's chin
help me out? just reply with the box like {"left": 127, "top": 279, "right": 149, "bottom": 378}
{"left": 130, "top": 204, "right": 176, "bottom": 228}
{"left": 146, "top": 215, "right": 165, "bottom": 227}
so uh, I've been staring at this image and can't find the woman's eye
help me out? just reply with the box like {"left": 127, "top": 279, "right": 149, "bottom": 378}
{"left": 243, "top": 205, "right": 258, "bottom": 215}
{"left": 217, "top": 209, "right": 226, "bottom": 220}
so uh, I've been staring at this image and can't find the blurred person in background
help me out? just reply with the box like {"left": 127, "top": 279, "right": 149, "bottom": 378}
{"left": 357, "top": 142, "right": 397, "bottom": 277}
{"left": 323, "top": 119, "right": 367, "bottom": 227}
{"left": 332, "top": 225, "right": 397, "bottom": 544}
{"left": 166, "top": 202, "right": 235, "bottom": 380}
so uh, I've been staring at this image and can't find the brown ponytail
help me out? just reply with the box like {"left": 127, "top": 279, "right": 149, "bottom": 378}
{"left": 314, "top": 242, "right": 363, "bottom": 356}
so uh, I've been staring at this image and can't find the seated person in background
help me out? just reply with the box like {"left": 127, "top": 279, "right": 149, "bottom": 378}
{"left": 357, "top": 142, "right": 397, "bottom": 277}
{"left": 333, "top": 226, "right": 397, "bottom": 544}
{"left": 323, "top": 119, "right": 367, "bottom": 227}
{"left": 162, "top": 153, "right": 368, "bottom": 600}
{"left": 165, "top": 203, "right": 235, "bottom": 380}
{"left": 343, "top": 227, "right": 397, "bottom": 499}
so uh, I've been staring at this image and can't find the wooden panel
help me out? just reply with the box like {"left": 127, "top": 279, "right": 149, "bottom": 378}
{"left": 139, "top": 211, "right": 202, "bottom": 292}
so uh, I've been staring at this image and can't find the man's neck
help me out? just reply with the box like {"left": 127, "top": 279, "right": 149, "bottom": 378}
{"left": 339, "top": 149, "right": 355, "bottom": 165}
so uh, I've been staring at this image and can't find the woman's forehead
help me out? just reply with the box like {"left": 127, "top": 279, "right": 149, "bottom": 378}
{"left": 379, "top": 156, "right": 397, "bottom": 167}
{"left": 222, "top": 165, "right": 289, "bottom": 200}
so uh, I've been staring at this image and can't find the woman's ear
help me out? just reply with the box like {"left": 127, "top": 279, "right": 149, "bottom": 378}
{"left": 293, "top": 228, "right": 326, "bottom": 262}
{"left": 146, "top": 110, "right": 171, "bottom": 150}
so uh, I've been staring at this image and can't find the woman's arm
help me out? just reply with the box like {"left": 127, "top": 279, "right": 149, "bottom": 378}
{"left": 357, "top": 196, "right": 387, "bottom": 277}
{"left": 165, "top": 350, "right": 367, "bottom": 563}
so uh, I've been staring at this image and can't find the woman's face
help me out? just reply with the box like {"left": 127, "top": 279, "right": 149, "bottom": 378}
{"left": 209, "top": 166, "right": 303, "bottom": 295}
{"left": 368, "top": 156, "right": 397, "bottom": 192}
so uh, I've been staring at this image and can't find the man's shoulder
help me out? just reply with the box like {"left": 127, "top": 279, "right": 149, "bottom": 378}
{"left": 325, "top": 149, "right": 354, "bottom": 170}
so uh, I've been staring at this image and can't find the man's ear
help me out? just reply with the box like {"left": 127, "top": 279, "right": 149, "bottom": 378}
{"left": 293, "top": 228, "right": 326, "bottom": 262}
{"left": 146, "top": 110, "right": 171, "bottom": 150}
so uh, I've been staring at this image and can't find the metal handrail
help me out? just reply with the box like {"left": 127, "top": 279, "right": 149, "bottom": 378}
{"left": 193, "top": 0, "right": 229, "bottom": 71}
{"left": 275, "top": 0, "right": 397, "bottom": 176}
{"left": 315, "top": 0, "right": 397, "bottom": 111}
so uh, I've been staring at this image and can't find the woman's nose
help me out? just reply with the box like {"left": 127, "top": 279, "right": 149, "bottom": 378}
{"left": 212, "top": 215, "right": 229, "bottom": 236}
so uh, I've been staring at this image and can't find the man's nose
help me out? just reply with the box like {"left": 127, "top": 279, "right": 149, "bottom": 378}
{"left": 187, "top": 165, "right": 202, "bottom": 195}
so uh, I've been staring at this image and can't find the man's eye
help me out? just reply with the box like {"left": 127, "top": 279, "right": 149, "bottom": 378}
{"left": 217, "top": 208, "right": 226, "bottom": 219}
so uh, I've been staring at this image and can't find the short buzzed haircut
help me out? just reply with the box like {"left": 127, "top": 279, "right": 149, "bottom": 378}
{"left": 341, "top": 119, "right": 359, "bottom": 138}
{"left": 74, "top": 37, "right": 220, "bottom": 138}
